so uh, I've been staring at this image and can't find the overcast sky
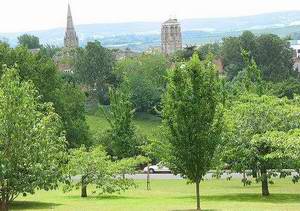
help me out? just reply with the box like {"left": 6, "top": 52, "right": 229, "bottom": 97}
{"left": 1, "top": 0, "right": 300, "bottom": 33}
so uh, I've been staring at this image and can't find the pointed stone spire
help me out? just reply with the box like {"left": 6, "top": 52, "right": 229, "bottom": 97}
{"left": 64, "top": 3, "right": 79, "bottom": 48}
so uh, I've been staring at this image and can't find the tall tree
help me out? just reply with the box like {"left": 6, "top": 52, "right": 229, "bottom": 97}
{"left": 162, "top": 54, "right": 223, "bottom": 210}
{"left": 100, "top": 88, "right": 143, "bottom": 159}
{"left": 17, "top": 34, "right": 41, "bottom": 49}
{"left": 74, "top": 41, "right": 115, "bottom": 104}
{"left": 0, "top": 68, "right": 66, "bottom": 210}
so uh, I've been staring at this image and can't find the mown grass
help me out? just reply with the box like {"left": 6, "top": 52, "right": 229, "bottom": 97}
{"left": 12, "top": 179, "right": 300, "bottom": 211}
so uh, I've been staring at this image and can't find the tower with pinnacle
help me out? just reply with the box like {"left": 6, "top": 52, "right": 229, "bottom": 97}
{"left": 161, "top": 18, "right": 182, "bottom": 55}
{"left": 64, "top": 4, "right": 79, "bottom": 48}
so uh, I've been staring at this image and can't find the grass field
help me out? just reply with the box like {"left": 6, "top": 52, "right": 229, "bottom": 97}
{"left": 12, "top": 179, "right": 300, "bottom": 211}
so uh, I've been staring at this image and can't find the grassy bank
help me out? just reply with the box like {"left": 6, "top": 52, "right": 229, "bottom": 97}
{"left": 86, "top": 111, "right": 162, "bottom": 138}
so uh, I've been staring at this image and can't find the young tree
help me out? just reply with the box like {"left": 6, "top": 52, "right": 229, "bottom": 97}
{"left": 65, "top": 146, "right": 146, "bottom": 197}
{"left": 0, "top": 68, "right": 66, "bottom": 210}
{"left": 162, "top": 54, "right": 223, "bottom": 210}
{"left": 17, "top": 34, "right": 41, "bottom": 49}
{"left": 100, "top": 88, "right": 144, "bottom": 159}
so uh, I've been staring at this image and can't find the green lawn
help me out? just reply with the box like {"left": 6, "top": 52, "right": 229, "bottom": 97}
{"left": 86, "top": 111, "right": 162, "bottom": 138}
{"left": 12, "top": 179, "right": 300, "bottom": 211}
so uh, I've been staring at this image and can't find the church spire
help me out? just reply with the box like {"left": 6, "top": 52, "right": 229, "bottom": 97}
{"left": 64, "top": 3, "right": 79, "bottom": 48}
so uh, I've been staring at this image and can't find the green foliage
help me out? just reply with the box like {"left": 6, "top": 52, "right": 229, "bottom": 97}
{"left": 52, "top": 82, "right": 91, "bottom": 148}
{"left": 39, "top": 44, "right": 61, "bottom": 58}
{"left": 17, "top": 34, "right": 41, "bottom": 49}
{"left": 64, "top": 146, "right": 146, "bottom": 197}
{"left": 222, "top": 94, "right": 300, "bottom": 195}
{"left": 162, "top": 54, "right": 223, "bottom": 210}
{"left": 115, "top": 53, "right": 169, "bottom": 112}
{"left": 74, "top": 41, "right": 116, "bottom": 104}
{"left": 0, "top": 68, "right": 66, "bottom": 208}
{"left": 0, "top": 43, "right": 90, "bottom": 148}
{"left": 174, "top": 44, "right": 221, "bottom": 62}
{"left": 222, "top": 32, "right": 296, "bottom": 81}
{"left": 99, "top": 88, "right": 145, "bottom": 159}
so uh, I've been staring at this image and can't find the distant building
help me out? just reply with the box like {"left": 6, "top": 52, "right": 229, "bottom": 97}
{"left": 64, "top": 4, "right": 79, "bottom": 49}
{"left": 113, "top": 48, "right": 139, "bottom": 60}
{"left": 55, "top": 4, "right": 78, "bottom": 72}
{"left": 289, "top": 40, "right": 300, "bottom": 72}
{"left": 161, "top": 18, "right": 182, "bottom": 55}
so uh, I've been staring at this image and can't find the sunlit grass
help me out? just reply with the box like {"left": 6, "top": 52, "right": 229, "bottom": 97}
{"left": 12, "top": 179, "right": 300, "bottom": 211}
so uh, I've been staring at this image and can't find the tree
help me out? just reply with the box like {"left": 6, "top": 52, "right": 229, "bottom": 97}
{"left": 115, "top": 53, "right": 168, "bottom": 112}
{"left": 251, "top": 130, "right": 300, "bottom": 196}
{"left": 52, "top": 82, "right": 91, "bottom": 148}
{"left": 0, "top": 43, "right": 90, "bottom": 148}
{"left": 17, "top": 34, "right": 41, "bottom": 49}
{"left": 64, "top": 146, "right": 146, "bottom": 197}
{"left": 74, "top": 41, "right": 115, "bottom": 104}
{"left": 223, "top": 94, "right": 300, "bottom": 196}
{"left": 0, "top": 68, "right": 66, "bottom": 210}
{"left": 39, "top": 44, "right": 61, "bottom": 58}
{"left": 221, "top": 32, "right": 295, "bottom": 81}
{"left": 162, "top": 54, "right": 223, "bottom": 210}
{"left": 254, "top": 34, "right": 294, "bottom": 81}
{"left": 100, "top": 88, "right": 144, "bottom": 159}
{"left": 222, "top": 36, "right": 244, "bottom": 80}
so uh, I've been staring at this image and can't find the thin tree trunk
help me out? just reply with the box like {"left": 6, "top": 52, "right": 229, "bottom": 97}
{"left": 196, "top": 181, "right": 201, "bottom": 211}
{"left": 243, "top": 170, "right": 246, "bottom": 187}
{"left": 261, "top": 167, "right": 269, "bottom": 196}
{"left": 146, "top": 163, "right": 151, "bottom": 191}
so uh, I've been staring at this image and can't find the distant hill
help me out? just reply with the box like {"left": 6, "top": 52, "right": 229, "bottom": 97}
{"left": 1, "top": 11, "right": 300, "bottom": 51}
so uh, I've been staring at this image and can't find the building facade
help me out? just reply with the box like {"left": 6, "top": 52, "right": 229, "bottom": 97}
{"left": 64, "top": 4, "right": 79, "bottom": 48}
{"left": 161, "top": 19, "right": 182, "bottom": 55}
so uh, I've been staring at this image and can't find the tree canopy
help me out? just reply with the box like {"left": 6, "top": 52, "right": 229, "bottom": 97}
{"left": 17, "top": 34, "right": 41, "bottom": 49}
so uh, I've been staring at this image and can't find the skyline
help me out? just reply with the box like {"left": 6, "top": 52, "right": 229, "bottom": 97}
{"left": 1, "top": 0, "right": 300, "bottom": 33}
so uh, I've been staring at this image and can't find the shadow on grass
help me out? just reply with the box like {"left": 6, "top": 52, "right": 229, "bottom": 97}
{"left": 10, "top": 201, "right": 61, "bottom": 210}
{"left": 65, "top": 194, "right": 140, "bottom": 200}
{"left": 173, "top": 193, "right": 300, "bottom": 204}
{"left": 172, "top": 209, "right": 217, "bottom": 211}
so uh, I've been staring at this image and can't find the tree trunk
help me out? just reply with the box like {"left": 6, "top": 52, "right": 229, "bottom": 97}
{"left": 81, "top": 177, "right": 87, "bottom": 198}
{"left": 81, "top": 185, "right": 87, "bottom": 198}
{"left": 261, "top": 168, "right": 269, "bottom": 196}
{"left": 0, "top": 201, "right": 8, "bottom": 211}
{"left": 243, "top": 170, "right": 246, "bottom": 187}
{"left": 146, "top": 163, "right": 151, "bottom": 191}
{"left": 1, "top": 189, "right": 8, "bottom": 211}
{"left": 196, "top": 181, "right": 201, "bottom": 211}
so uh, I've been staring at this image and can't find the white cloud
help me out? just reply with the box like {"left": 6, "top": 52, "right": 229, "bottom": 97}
{"left": 0, "top": 0, "right": 300, "bottom": 32}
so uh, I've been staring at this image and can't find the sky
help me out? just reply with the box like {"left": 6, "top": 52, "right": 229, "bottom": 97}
{"left": 1, "top": 0, "right": 300, "bottom": 33}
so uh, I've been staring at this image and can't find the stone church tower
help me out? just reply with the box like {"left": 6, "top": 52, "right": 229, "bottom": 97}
{"left": 161, "top": 19, "right": 182, "bottom": 55}
{"left": 64, "top": 4, "right": 79, "bottom": 48}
